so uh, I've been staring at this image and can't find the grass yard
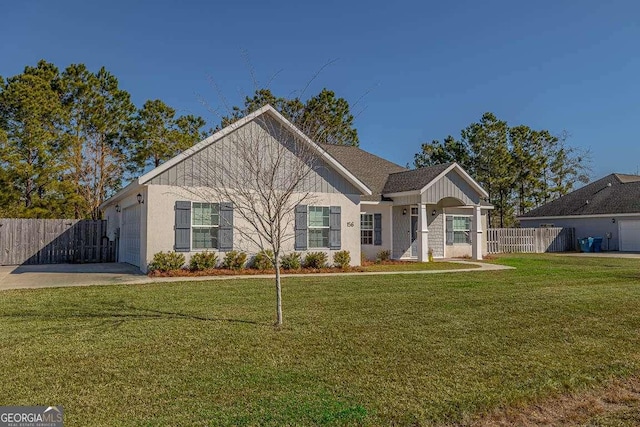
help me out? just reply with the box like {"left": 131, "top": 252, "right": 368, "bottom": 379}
{"left": 1, "top": 254, "right": 640, "bottom": 426}
{"left": 359, "top": 260, "right": 477, "bottom": 272}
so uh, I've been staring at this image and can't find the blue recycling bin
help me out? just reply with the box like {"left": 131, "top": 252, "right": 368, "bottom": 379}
{"left": 578, "top": 238, "right": 592, "bottom": 252}
{"left": 592, "top": 237, "right": 603, "bottom": 252}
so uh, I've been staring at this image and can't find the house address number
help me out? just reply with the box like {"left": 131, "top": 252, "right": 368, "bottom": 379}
{"left": 346, "top": 222, "right": 355, "bottom": 227}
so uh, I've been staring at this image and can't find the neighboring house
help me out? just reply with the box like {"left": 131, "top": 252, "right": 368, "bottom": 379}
{"left": 520, "top": 173, "right": 640, "bottom": 251}
{"left": 100, "top": 105, "right": 491, "bottom": 272}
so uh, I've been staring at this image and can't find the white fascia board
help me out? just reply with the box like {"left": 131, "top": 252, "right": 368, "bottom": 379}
{"left": 136, "top": 104, "right": 372, "bottom": 196}
{"left": 99, "top": 179, "right": 141, "bottom": 210}
{"left": 520, "top": 213, "right": 640, "bottom": 220}
{"left": 360, "top": 200, "right": 393, "bottom": 205}
{"left": 447, "top": 205, "right": 495, "bottom": 210}
{"left": 383, "top": 190, "right": 421, "bottom": 198}
{"left": 419, "top": 163, "right": 489, "bottom": 198}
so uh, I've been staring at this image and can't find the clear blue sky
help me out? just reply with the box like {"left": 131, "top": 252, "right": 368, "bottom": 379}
{"left": 2, "top": 0, "right": 639, "bottom": 179}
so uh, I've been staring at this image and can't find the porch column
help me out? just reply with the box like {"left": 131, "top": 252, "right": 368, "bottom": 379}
{"left": 472, "top": 205, "right": 483, "bottom": 260}
{"left": 417, "top": 204, "right": 429, "bottom": 262}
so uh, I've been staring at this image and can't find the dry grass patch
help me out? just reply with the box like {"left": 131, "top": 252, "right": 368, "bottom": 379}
{"left": 464, "top": 375, "right": 640, "bottom": 426}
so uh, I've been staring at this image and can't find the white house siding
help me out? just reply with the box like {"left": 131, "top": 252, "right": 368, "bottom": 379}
{"left": 519, "top": 216, "right": 632, "bottom": 251}
{"left": 391, "top": 194, "right": 421, "bottom": 206}
{"left": 360, "top": 203, "right": 393, "bottom": 261}
{"left": 144, "top": 185, "right": 361, "bottom": 272}
{"left": 104, "top": 189, "right": 148, "bottom": 268}
{"left": 422, "top": 170, "right": 481, "bottom": 205}
{"left": 427, "top": 205, "right": 445, "bottom": 258}
{"left": 146, "top": 118, "right": 361, "bottom": 196}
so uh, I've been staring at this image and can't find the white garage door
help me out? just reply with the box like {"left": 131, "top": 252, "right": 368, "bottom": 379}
{"left": 619, "top": 220, "right": 640, "bottom": 252}
{"left": 121, "top": 204, "right": 141, "bottom": 267}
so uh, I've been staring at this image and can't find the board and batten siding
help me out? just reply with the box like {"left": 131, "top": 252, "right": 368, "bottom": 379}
{"left": 422, "top": 170, "right": 481, "bottom": 205}
{"left": 146, "top": 118, "right": 361, "bottom": 196}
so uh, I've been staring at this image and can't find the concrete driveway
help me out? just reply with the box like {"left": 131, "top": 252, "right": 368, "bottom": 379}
{"left": 0, "top": 263, "right": 144, "bottom": 291}
{"left": 558, "top": 251, "right": 640, "bottom": 259}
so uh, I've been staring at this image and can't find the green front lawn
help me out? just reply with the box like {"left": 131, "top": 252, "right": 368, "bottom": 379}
{"left": 359, "top": 260, "right": 477, "bottom": 272}
{"left": 1, "top": 255, "right": 639, "bottom": 426}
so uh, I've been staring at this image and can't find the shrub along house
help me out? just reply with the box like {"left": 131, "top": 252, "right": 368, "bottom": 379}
{"left": 100, "top": 105, "right": 491, "bottom": 272}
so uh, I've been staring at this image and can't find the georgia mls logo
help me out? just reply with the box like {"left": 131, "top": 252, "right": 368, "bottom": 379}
{"left": 0, "top": 405, "right": 63, "bottom": 427}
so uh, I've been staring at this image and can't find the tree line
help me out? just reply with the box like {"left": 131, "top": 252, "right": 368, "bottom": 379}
{"left": 0, "top": 60, "right": 208, "bottom": 219}
{"left": 1, "top": 60, "right": 587, "bottom": 225}
{"left": 413, "top": 112, "right": 590, "bottom": 227}
{"left": 0, "top": 61, "right": 361, "bottom": 220}
{"left": 220, "top": 88, "right": 359, "bottom": 146}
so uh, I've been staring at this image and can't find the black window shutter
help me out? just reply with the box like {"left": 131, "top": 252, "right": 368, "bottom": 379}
{"left": 329, "top": 206, "right": 341, "bottom": 250}
{"left": 374, "top": 213, "right": 382, "bottom": 246}
{"left": 219, "top": 202, "right": 233, "bottom": 251}
{"left": 446, "top": 216, "right": 454, "bottom": 246}
{"left": 175, "top": 201, "right": 191, "bottom": 252}
{"left": 294, "top": 205, "right": 308, "bottom": 250}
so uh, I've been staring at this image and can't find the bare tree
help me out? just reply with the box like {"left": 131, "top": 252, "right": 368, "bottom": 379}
{"left": 183, "top": 107, "right": 320, "bottom": 326}
{"left": 183, "top": 56, "right": 370, "bottom": 326}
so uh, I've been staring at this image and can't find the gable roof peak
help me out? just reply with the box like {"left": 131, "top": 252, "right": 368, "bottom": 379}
{"left": 614, "top": 173, "right": 640, "bottom": 184}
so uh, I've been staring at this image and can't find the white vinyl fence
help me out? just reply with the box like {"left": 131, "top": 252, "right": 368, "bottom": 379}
{"left": 487, "top": 227, "right": 576, "bottom": 254}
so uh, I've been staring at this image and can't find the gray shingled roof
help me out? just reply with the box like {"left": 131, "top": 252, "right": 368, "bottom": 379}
{"left": 382, "top": 163, "right": 453, "bottom": 194}
{"left": 318, "top": 144, "right": 408, "bottom": 201}
{"left": 522, "top": 173, "right": 640, "bottom": 217}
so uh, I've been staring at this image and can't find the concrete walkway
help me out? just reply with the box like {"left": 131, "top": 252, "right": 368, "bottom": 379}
{"left": 0, "top": 261, "right": 514, "bottom": 291}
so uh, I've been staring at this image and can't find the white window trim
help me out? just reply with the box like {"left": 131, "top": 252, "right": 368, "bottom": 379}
{"left": 447, "top": 214, "right": 472, "bottom": 245}
{"left": 308, "top": 205, "right": 331, "bottom": 249}
{"left": 191, "top": 202, "right": 220, "bottom": 250}
{"left": 361, "top": 213, "right": 374, "bottom": 245}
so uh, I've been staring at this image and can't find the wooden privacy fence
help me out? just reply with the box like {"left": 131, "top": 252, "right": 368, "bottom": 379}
{"left": 0, "top": 219, "right": 115, "bottom": 265}
{"left": 487, "top": 227, "right": 576, "bottom": 254}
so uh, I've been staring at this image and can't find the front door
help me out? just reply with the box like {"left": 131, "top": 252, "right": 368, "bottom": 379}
{"left": 410, "top": 207, "right": 418, "bottom": 258}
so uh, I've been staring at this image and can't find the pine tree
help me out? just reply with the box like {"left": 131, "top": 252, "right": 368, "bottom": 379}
{"left": 129, "top": 99, "right": 206, "bottom": 172}
{"left": 0, "top": 61, "right": 71, "bottom": 217}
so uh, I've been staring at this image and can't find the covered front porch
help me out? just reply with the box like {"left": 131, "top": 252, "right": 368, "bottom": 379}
{"left": 391, "top": 199, "right": 485, "bottom": 261}
{"left": 382, "top": 163, "right": 490, "bottom": 262}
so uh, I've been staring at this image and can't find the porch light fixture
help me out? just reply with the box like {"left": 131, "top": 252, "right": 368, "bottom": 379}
{"left": 612, "top": 218, "right": 616, "bottom": 223}
{"left": 137, "top": 193, "right": 144, "bottom": 204}
{"left": 115, "top": 204, "right": 121, "bottom": 213}
{"left": 432, "top": 209, "right": 437, "bottom": 216}
{"left": 402, "top": 208, "right": 407, "bottom": 216}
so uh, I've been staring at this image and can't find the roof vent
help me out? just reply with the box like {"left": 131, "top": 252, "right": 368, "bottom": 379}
{"left": 586, "top": 200, "right": 589, "bottom": 204}
{"left": 607, "top": 182, "right": 612, "bottom": 187}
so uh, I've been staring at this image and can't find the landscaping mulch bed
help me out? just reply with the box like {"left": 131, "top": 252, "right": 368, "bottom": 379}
{"left": 147, "top": 260, "right": 471, "bottom": 277}
{"left": 149, "top": 266, "right": 354, "bottom": 277}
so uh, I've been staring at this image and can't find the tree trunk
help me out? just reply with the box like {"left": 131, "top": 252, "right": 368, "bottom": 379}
{"left": 520, "top": 182, "right": 525, "bottom": 216}
{"left": 499, "top": 191, "right": 504, "bottom": 228}
{"left": 275, "top": 258, "right": 283, "bottom": 326}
